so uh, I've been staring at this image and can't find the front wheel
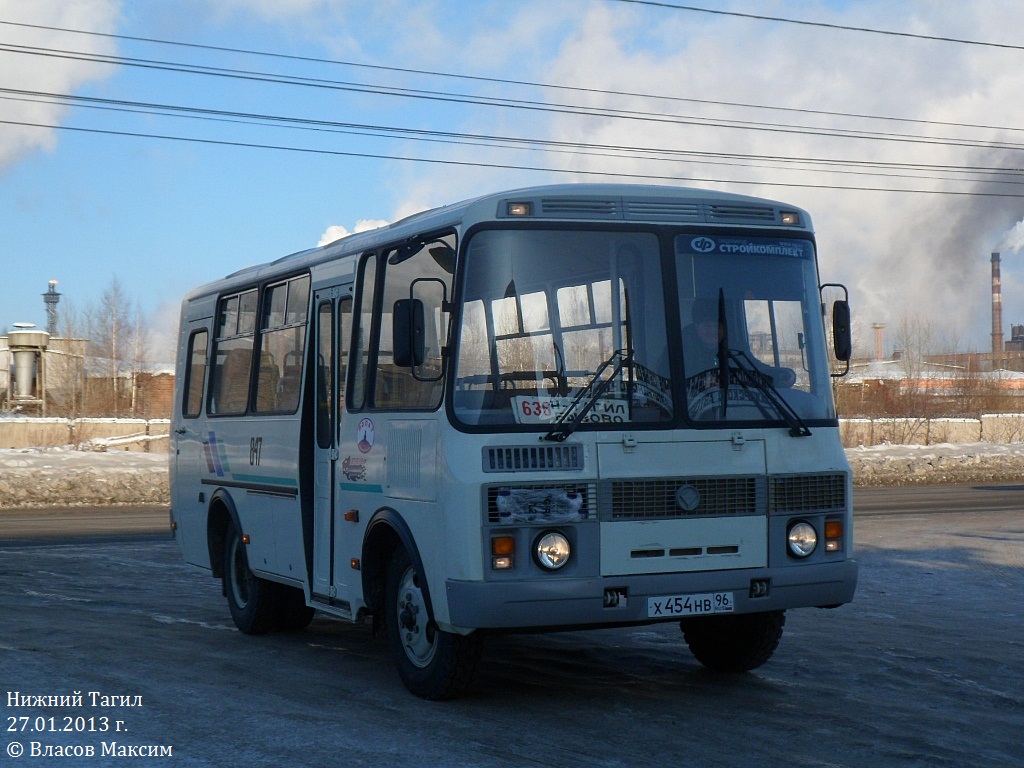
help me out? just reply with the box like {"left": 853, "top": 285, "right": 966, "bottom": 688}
{"left": 680, "top": 610, "right": 785, "bottom": 672}
{"left": 223, "top": 523, "right": 282, "bottom": 635}
{"left": 384, "top": 548, "right": 481, "bottom": 700}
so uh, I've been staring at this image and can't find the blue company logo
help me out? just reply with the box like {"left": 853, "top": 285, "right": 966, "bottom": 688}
{"left": 690, "top": 236, "right": 716, "bottom": 253}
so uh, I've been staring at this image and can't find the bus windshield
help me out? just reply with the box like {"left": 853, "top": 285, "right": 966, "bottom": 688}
{"left": 453, "top": 228, "right": 672, "bottom": 428}
{"left": 676, "top": 235, "right": 835, "bottom": 424}
{"left": 452, "top": 228, "right": 836, "bottom": 431}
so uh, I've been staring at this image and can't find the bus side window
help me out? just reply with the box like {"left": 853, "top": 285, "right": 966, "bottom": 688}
{"left": 183, "top": 330, "right": 208, "bottom": 418}
{"left": 338, "top": 296, "right": 352, "bottom": 411}
{"left": 209, "top": 289, "right": 258, "bottom": 415}
{"left": 256, "top": 274, "right": 310, "bottom": 414}
{"left": 374, "top": 233, "right": 454, "bottom": 410}
{"left": 350, "top": 254, "right": 378, "bottom": 411}
{"left": 316, "top": 301, "right": 333, "bottom": 449}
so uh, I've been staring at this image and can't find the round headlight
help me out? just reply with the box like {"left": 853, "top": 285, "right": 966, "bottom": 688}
{"left": 534, "top": 531, "right": 571, "bottom": 570}
{"left": 787, "top": 521, "right": 818, "bottom": 558}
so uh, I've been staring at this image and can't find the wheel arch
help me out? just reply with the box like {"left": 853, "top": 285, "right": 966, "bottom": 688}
{"left": 361, "top": 508, "right": 430, "bottom": 619}
{"left": 206, "top": 489, "right": 242, "bottom": 581}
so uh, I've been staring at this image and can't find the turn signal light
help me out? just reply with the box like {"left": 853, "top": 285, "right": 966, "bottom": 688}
{"left": 491, "top": 536, "right": 515, "bottom": 569}
{"left": 825, "top": 519, "right": 843, "bottom": 552}
{"left": 492, "top": 536, "right": 515, "bottom": 556}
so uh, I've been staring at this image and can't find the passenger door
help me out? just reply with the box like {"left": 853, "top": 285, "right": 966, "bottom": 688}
{"left": 311, "top": 287, "right": 353, "bottom": 603}
{"left": 172, "top": 320, "right": 212, "bottom": 565}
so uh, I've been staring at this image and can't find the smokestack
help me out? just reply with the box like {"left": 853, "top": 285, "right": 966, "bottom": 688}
{"left": 992, "top": 252, "right": 1004, "bottom": 358}
{"left": 872, "top": 323, "right": 886, "bottom": 362}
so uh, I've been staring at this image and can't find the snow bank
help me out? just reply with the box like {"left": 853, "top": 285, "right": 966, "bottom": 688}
{"left": 0, "top": 447, "right": 169, "bottom": 508}
{"left": 1, "top": 442, "right": 1023, "bottom": 509}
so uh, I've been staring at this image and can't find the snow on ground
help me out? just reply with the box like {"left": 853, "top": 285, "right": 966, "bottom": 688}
{"left": 0, "top": 446, "right": 168, "bottom": 509}
{"left": 1, "top": 442, "right": 1024, "bottom": 509}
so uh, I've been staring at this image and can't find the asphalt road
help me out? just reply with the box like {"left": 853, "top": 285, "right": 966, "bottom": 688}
{"left": 2, "top": 488, "right": 1022, "bottom": 767}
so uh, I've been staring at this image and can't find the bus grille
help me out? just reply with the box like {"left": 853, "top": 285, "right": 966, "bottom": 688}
{"left": 482, "top": 444, "right": 584, "bottom": 472}
{"left": 603, "top": 476, "right": 763, "bottom": 520}
{"left": 768, "top": 473, "right": 847, "bottom": 512}
{"left": 486, "top": 483, "right": 598, "bottom": 523}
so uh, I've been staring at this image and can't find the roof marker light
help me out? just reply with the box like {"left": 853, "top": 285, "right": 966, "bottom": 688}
{"left": 507, "top": 202, "right": 532, "bottom": 216}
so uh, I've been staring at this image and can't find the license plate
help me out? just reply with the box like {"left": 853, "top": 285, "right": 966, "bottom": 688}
{"left": 647, "top": 591, "right": 734, "bottom": 618}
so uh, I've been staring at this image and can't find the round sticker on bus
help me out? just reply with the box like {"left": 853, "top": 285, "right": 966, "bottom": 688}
{"left": 357, "top": 418, "right": 375, "bottom": 453}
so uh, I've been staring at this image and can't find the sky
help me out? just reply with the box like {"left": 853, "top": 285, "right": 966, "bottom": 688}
{"left": 3, "top": 0, "right": 1024, "bottom": 366}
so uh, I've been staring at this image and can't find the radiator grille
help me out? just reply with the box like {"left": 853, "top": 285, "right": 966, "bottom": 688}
{"left": 604, "top": 476, "right": 762, "bottom": 520}
{"left": 486, "top": 483, "right": 597, "bottom": 523}
{"left": 769, "top": 473, "right": 847, "bottom": 512}
{"left": 483, "top": 444, "right": 584, "bottom": 473}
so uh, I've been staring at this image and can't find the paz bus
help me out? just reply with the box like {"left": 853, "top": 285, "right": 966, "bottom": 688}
{"left": 170, "top": 183, "right": 857, "bottom": 699}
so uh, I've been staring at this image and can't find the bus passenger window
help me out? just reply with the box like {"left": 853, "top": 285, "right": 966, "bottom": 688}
{"left": 183, "top": 330, "right": 208, "bottom": 418}
{"left": 256, "top": 274, "right": 310, "bottom": 414}
{"left": 209, "top": 289, "right": 257, "bottom": 415}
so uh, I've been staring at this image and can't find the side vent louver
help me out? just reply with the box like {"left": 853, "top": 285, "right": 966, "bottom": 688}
{"left": 625, "top": 199, "right": 702, "bottom": 221}
{"left": 708, "top": 204, "right": 777, "bottom": 222}
{"left": 540, "top": 198, "right": 621, "bottom": 218}
{"left": 483, "top": 444, "right": 584, "bottom": 472}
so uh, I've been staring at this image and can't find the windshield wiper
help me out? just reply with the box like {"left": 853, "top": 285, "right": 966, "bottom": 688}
{"left": 543, "top": 349, "right": 631, "bottom": 442}
{"left": 725, "top": 349, "right": 812, "bottom": 437}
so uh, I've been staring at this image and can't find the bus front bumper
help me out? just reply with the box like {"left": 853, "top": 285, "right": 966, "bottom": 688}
{"left": 444, "top": 559, "right": 857, "bottom": 632}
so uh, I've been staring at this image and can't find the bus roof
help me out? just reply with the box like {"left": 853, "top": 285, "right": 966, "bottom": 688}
{"left": 184, "top": 183, "right": 813, "bottom": 302}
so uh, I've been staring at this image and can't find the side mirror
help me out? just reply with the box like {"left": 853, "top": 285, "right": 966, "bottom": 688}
{"left": 393, "top": 298, "right": 425, "bottom": 367}
{"left": 832, "top": 299, "right": 852, "bottom": 362}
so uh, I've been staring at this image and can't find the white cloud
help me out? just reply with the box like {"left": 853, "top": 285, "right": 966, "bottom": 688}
{"left": 316, "top": 218, "right": 389, "bottom": 247}
{"left": 0, "top": 0, "right": 121, "bottom": 172}
{"left": 204, "top": 0, "right": 336, "bottom": 21}
{"left": 384, "top": 0, "right": 1024, "bottom": 351}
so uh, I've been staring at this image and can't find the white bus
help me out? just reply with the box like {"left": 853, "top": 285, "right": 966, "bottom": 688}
{"left": 171, "top": 183, "right": 857, "bottom": 699}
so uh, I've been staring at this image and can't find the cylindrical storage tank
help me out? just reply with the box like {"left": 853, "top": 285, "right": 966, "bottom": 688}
{"left": 11, "top": 350, "right": 38, "bottom": 397}
{"left": 7, "top": 329, "right": 49, "bottom": 399}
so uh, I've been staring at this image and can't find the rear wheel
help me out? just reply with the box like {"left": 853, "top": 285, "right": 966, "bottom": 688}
{"left": 223, "top": 523, "right": 282, "bottom": 635}
{"left": 384, "top": 548, "right": 481, "bottom": 700}
{"left": 680, "top": 610, "right": 785, "bottom": 672}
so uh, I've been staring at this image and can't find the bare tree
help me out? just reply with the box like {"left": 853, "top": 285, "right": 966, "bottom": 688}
{"left": 44, "top": 297, "right": 89, "bottom": 416}
{"left": 85, "top": 278, "right": 151, "bottom": 416}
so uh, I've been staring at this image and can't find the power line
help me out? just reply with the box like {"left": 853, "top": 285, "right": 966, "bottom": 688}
{"left": 5, "top": 87, "right": 1024, "bottom": 188}
{"left": 6, "top": 117, "right": 1024, "bottom": 198}
{"left": 604, "top": 0, "right": 1024, "bottom": 52}
{"left": 2, "top": 18, "right": 1024, "bottom": 138}
{"left": 3, "top": 41, "right": 1024, "bottom": 155}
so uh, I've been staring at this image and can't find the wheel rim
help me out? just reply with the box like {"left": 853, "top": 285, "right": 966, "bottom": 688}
{"left": 228, "top": 536, "right": 251, "bottom": 609}
{"left": 396, "top": 565, "right": 437, "bottom": 668}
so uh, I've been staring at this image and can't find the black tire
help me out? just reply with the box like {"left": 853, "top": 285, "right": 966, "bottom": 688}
{"left": 222, "top": 523, "right": 282, "bottom": 635}
{"left": 277, "top": 585, "right": 316, "bottom": 632}
{"left": 680, "top": 610, "right": 785, "bottom": 672}
{"left": 384, "top": 548, "right": 481, "bottom": 700}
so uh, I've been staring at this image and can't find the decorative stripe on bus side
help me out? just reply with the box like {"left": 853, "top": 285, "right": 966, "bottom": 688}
{"left": 340, "top": 482, "right": 384, "bottom": 494}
